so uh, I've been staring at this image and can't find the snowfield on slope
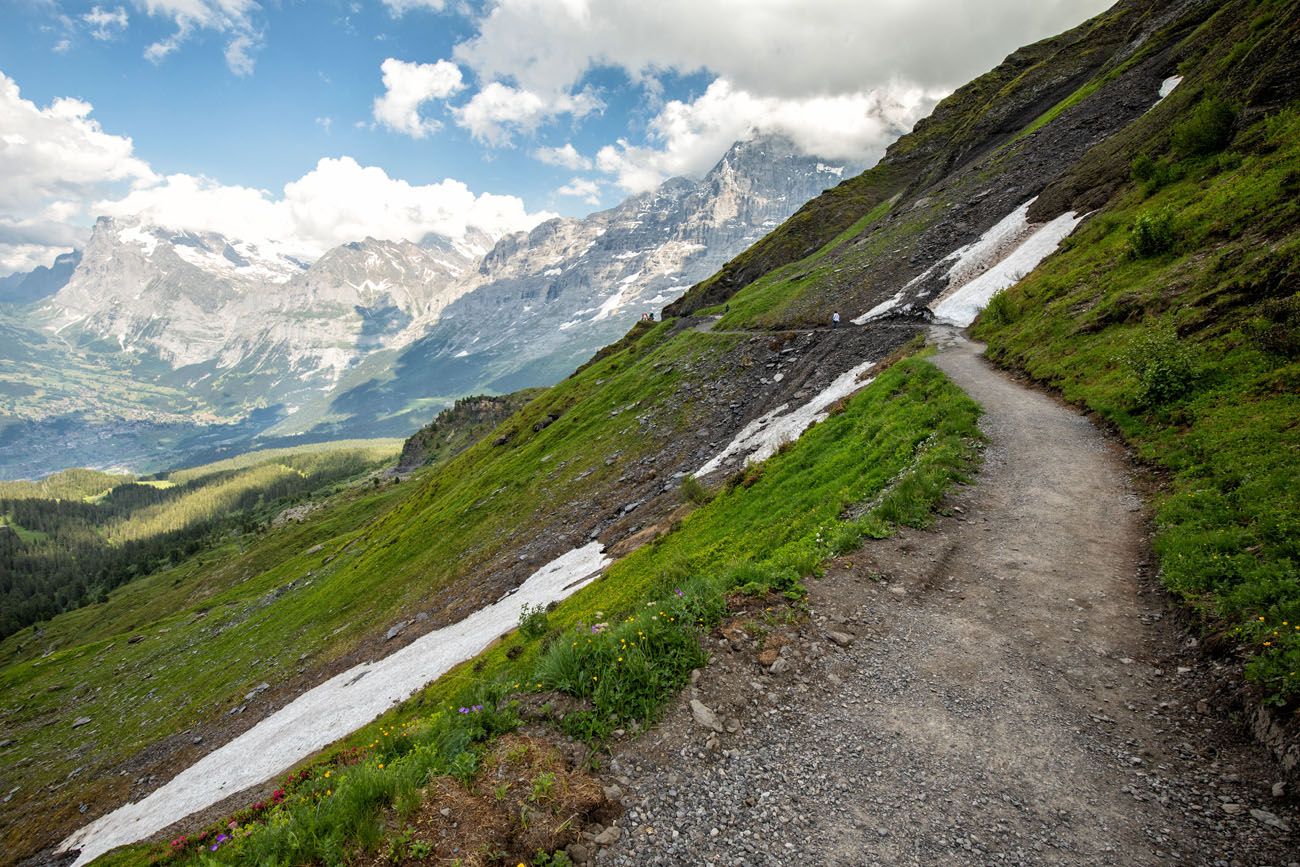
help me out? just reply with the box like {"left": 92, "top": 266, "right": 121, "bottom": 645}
{"left": 696, "top": 358, "right": 879, "bottom": 477}
{"left": 930, "top": 200, "right": 1083, "bottom": 327}
{"left": 59, "top": 544, "right": 612, "bottom": 866}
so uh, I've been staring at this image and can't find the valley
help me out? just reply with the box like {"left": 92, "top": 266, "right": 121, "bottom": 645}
{"left": 0, "top": 0, "right": 1297, "bottom": 865}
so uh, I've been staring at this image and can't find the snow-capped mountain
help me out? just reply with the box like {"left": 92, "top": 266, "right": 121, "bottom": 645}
{"left": 297, "top": 134, "right": 857, "bottom": 434}
{"left": 37, "top": 217, "right": 488, "bottom": 392}
{"left": 4, "top": 134, "right": 856, "bottom": 473}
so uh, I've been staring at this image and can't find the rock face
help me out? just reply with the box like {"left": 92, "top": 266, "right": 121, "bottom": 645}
{"left": 314, "top": 135, "right": 855, "bottom": 431}
{"left": 37, "top": 217, "right": 488, "bottom": 407}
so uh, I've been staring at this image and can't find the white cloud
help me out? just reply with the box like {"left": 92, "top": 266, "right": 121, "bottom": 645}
{"left": 98, "top": 157, "right": 552, "bottom": 259}
{"left": 84, "top": 6, "right": 129, "bottom": 41}
{"left": 315, "top": 116, "right": 333, "bottom": 133}
{"left": 135, "top": 0, "right": 262, "bottom": 76}
{"left": 446, "top": 0, "right": 1109, "bottom": 178}
{"left": 595, "top": 78, "right": 942, "bottom": 193}
{"left": 555, "top": 177, "right": 601, "bottom": 206}
{"left": 533, "top": 142, "right": 592, "bottom": 170}
{"left": 373, "top": 58, "right": 464, "bottom": 138}
{"left": 455, "top": 0, "right": 1112, "bottom": 99}
{"left": 0, "top": 72, "right": 155, "bottom": 273}
{"left": 381, "top": 0, "right": 447, "bottom": 14}
{"left": 452, "top": 82, "right": 602, "bottom": 146}
{"left": 0, "top": 72, "right": 550, "bottom": 275}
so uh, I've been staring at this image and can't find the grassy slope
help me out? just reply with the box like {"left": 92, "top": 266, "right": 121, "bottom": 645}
{"left": 974, "top": 96, "right": 1300, "bottom": 701}
{"left": 110, "top": 352, "right": 982, "bottom": 866}
{"left": 0, "top": 322, "right": 747, "bottom": 857}
{"left": 663, "top": 0, "right": 1139, "bottom": 320}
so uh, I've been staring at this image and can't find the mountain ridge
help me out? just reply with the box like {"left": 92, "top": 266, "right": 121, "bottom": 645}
{"left": 0, "top": 134, "right": 855, "bottom": 477}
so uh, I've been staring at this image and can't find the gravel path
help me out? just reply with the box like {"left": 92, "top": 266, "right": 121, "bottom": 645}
{"left": 589, "top": 327, "right": 1297, "bottom": 866}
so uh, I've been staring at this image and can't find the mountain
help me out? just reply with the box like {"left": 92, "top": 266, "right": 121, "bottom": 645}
{"left": 0, "top": 250, "right": 80, "bottom": 306}
{"left": 5, "top": 1, "right": 1299, "bottom": 863}
{"left": 297, "top": 134, "right": 856, "bottom": 436}
{"left": 1, "top": 136, "right": 854, "bottom": 475}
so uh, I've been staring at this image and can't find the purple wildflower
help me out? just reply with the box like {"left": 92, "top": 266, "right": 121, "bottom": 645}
{"left": 458, "top": 706, "right": 469, "bottom": 714}
{"left": 674, "top": 588, "right": 685, "bottom": 598}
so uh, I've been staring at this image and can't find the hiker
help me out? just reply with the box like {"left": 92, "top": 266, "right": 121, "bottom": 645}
{"left": 832, "top": 311, "right": 841, "bottom": 328}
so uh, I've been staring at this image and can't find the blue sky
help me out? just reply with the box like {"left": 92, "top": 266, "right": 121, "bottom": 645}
{"left": 0, "top": 0, "right": 1111, "bottom": 274}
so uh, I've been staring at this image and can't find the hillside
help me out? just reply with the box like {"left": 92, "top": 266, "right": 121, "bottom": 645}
{"left": 2, "top": 0, "right": 1298, "bottom": 864}
{"left": 0, "top": 441, "right": 400, "bottom": 641}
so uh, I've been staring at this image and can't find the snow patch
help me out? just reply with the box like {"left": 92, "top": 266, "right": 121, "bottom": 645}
{"left": 696, "top": 357, "right": 879, "bottom": 477}
{"left": 930, "top": 209, "right": 1082, "bottom": 327}
{"left": 59, "top": 544, "right": 612, "bottom": 867}
{"left": 116, "top": 224, "right": 158, "bottom": 257}
{"left": 852, "top": 292, "right": 904, "bottom": 324}
{"left": 592, "top": 272, "right": 643, "bottom": 322}
{"left": 1157, "top": 75, "right": 1183, "bottom": 102}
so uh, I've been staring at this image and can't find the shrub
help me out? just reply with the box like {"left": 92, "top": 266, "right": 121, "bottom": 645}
{"left": 981, "top": 290, "right": 1018, "bottom": 326}
{"left": 679, "top": 474, "right": 712, "bottom": 506}
{"left": 517, "top": 602, "right": 549, "bottom": 640}
{"left": 532, "top": 576, "right": 721, "bottom": 741}
{"left": 1129, "top": 209, "right": 1176, "bottom": 258}
{"left": 1120, "top": 326, "right": 1198, "bottom": 407}
{"left": 1171, "top": 97, "right": 1237, "bottom": 157}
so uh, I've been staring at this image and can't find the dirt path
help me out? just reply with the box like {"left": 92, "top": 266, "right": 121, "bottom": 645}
{"left": 592, "top": 327, "right": 1296, "bottom": 866}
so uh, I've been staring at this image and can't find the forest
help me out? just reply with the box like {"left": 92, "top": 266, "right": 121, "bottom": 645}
{"left": 0, "top": 442, "right": 399, "bottom": 638}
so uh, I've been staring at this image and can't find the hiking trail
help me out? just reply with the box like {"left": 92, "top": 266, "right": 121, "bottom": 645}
{"left": 591, "top": 326, "right": 1297, "bottom": 866}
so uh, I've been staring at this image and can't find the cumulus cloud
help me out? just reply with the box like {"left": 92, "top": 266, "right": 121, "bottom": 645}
{"left": 596, "top": 78, "right": 943, "bottom": 193}
{"left": 84, "top": 5, "right": 129, "bottom": 41}
{"left": 0, "top": 73, "right": 549, "bottom": 275}
{"left": 136, "top": 0, "right": 263, "bottom": 76}
{"left": 455, "top": 0, "right": 1112, "bottom": 99}
{"left": 381, "top": 0, "right": 447, "bottom": 14}
{"left": 373, "top": 58, "right": 464, "bottom": 138}
{"left": 452, "top": 82, "right": 602, "bottom": 146}
{"left": 98, "top": 157, "right": 552, "bottom": 258}
{"left": 555, "top": 177, "right": 601, "bottom": 206}
{"left": 0, "top": 72, "right": 154, "bottom": 273}
{"left": 533, "top": 143, "right": 593, "bottom": 170}
{"left": 445, "top": 0, "right": 1108, "bottom": 178}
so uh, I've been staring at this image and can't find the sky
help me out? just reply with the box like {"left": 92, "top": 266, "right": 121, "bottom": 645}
{"left": 0, "top": 0, "right": 1112, "bottom": 276}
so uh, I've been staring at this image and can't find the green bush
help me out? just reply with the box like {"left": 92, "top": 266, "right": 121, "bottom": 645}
{"left": 679, "top": 474, "right": 712, "bottom": 506}
{"left": 533, "top": 576, "right": 721, "bottom": 741}
{"left": 981, "top": 291, "right": 1019, "bottom": 326}
{"left": 1129, "top": 209, "right": 1176, "bottom": 258}
{"left": 1172, "top": 97, "right": 1237, "bottom": 157}
{"left": 1120, "top": 326, "right": 1197, "bottom": 407}
{"left": 517, "top": 602, "right": 550, "bottom": 640}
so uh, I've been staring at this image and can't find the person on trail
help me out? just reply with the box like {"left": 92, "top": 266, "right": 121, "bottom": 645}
{"left": 832, "top": 311, "right": 841, "bottom": 328}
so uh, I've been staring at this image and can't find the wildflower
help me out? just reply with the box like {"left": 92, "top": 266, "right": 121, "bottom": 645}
{"left": 324, "top": 770, "right": 331, "bottom": 779}
{"left": 378, "top": 763, "right": 385, "bottom": 769}
{"left": 472, "top": 704, "right": 484, "bottom": 712}
{"left": 674, "top": 588, "right": 685, "bottom": 598}
{"left": 326, "top": 789, "right": 332, "bottom": 796}
{"left": 458, "top": 707, "right": 470, "bottom": 714}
